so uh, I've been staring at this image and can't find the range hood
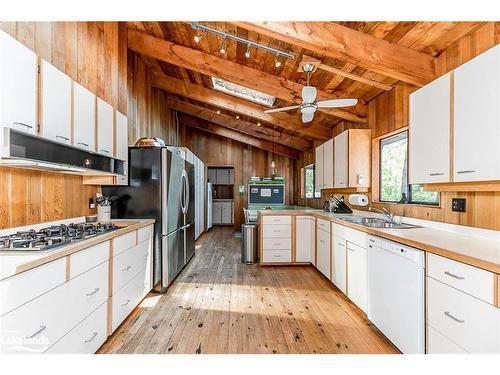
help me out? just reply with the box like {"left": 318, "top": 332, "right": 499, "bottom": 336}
{"left": 0, "top": 128, "right": 125, "bottom": 176}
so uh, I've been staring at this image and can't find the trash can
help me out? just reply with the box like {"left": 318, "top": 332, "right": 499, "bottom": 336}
{"left": 241, "top": 224, "right": 258, "bottom": 264}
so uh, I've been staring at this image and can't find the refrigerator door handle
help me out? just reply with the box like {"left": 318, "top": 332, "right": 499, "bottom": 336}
{"left": 184, "top": 169, "right": 190, "bottom": 215}
{"left": 180, "top": 169, "right": 187, "bottom": 214}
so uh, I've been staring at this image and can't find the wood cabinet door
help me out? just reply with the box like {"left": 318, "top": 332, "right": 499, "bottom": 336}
{"left": 296, "top": 216, "right": 314, "bottom": 263}
{"left": 40, "top": 59, "right": 72, "bottom": 144}
{"left": 332, "top": 236, "right": 347, "bottom": 294}
{"left": 0, "top": 31, "right": 37, "bottom": 135}
{"left": 115, "top": 111, "right": 128, "bottom": 161}
{"left": 73, "top": 82, "right": 96, "bottom": 151}
{"left": 96, "top": 98, "right": 114, "bottom": 156}
{"left": 315, "top": 144, "right": 324, "bottom": 192}
{"left": 454, "top": 45, "right": 500, "bottom": 182}
{"left": 334, "top": 131, "right": 349, "bottom": 188}
{"left": 323, "top": 139, "right": 334, "bottom": 189}
{"left": 409, "top": 73, "right": 451, "bottom": 184}
{"left": 347, "top": 242, "right": 367, "bottom": 313}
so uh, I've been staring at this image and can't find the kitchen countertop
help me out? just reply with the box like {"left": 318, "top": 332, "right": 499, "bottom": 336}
{"left": 213, "top": 199, "right": 234, "bottom": 202}
{"left": 0, "top": 219, "right": 155, "bottom": 281}
{"left": 259, "top": 209, "right": 500, "bottom": 274}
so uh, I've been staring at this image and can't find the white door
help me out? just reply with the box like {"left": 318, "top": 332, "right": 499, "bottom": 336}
{"left": 323, "top": 139, "right": 334, "bottom": 189}
{"left": 316, "top": 227, "right": 330, "bottom": 279}
{"left": 0, "top": 31, "right": 38, "bottom": 136}
{"left": 296, "top": 216, "right": 314, "bottom": 263}
{"left": 454, "top": 44, "right": 500, "bottom": 182}
{"left": 115, "top": 111, "right": 128, "bottom": 161}
{"left": 315, "top": 144, "right": 324, "bottom": 192}
{"left": 96, "top": 98, "right": 114, "bottom": 156}
{"left": 221, "top": 203, "right": 232, "bottom": 224}
{"left": 40, "top": 59, "right": 72, "bottom": 144}
{"left": 73, "top": 82, "right": 96, "bottom": 151}
{"left": 347, "top": 242, "right": 368, "bottom": 313}
{"left": 332, "top": 236, "right": 347, "bottom": 294}
{"left": 409, "top": 72, "right": 451, "bottom": 183}
{"left": 212, "top": 203, "right": 222, "bottom": 224}
{"left": 334, "top": 131, "right": 349, "bottom": 188}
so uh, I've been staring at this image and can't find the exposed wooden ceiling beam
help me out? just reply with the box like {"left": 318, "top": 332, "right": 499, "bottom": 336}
{"left": 127, "top": 29, "right": 367, "bottom": 123}
{"left": 232, "top": 22, "right": 436, "bottom": 86}
{"left": 150, "top": 71, "right": 332, "bottom": 140}
{"left": 166, "top": 97, "right": 312, "bottom": 152}
{"left": 178, "top": 114, "right": 300, "bottom": 159}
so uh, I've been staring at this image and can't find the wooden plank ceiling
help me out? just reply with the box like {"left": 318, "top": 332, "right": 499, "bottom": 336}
{"left": 126, "top": 21, "right": 484, "bottom": 156}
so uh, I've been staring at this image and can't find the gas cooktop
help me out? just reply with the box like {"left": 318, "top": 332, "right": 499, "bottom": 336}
{"left": 0, "top": 222, "right": 120, "bottom": 253}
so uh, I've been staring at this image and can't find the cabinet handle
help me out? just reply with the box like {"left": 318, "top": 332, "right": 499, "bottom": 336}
{"left": 456, "top": 170, "right": 475, "bottom": 174}
{"left": 121, "top": 299, "right": 131, "bottom": 307}
{"left": 27, "top": 325, "right": 47, "bottom": 339}
{"left": 347, "top": 247, "right": 356, "bottom": 252}
{"left": 77, "top": 142, "right": 89, "bottom": 147}
{"left": 274, "top": 243, "right": 281, "bottom": 246}
{"left": 444, "top": 311, "right": 465, "bottom": 323}
{"left": 369, "top": 238, "right": 375, "bottom": 243}
{"left": 100, "top": 149, "right": 110, "bottom": 154}
{"left": 444, "top": 271, "right": 465, "bottom": 280}
{"left": 122, "top": 265, "right": 132, "bottom": 272}
{"left": 13, "top": 122, "right": 33, "bottom": 129}
{"left": 273, "top": 255, "right": 281, "bottom": 258}
{"left": 337, "top": 242, "right": 344, "bottom": 246}
{"left": 84, "top": 332, "right": 98, "bottom": 343}
{"left": 319, "top": 239, "right": 325, "bottom": 243}
{"left": 56, "top": 135, "right": 70, "bottom": 141}
{"left": 86, "top": 287, "right": 100, "bottom": 296}
{"left": 273, "top": 230, "right": 281, "bottom": 233}
{"left": 429, "top": 172, "right": 444, "bottom": 176}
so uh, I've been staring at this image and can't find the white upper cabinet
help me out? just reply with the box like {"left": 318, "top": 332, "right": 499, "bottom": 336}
{"left": 73, "top": 82, "right": 96, "bottom": 151}
{"left": 96, "top": 97, "right": 114, "bottom": 156}
{"left": 334, "top": 131, "right": 348, "bottom": 188}
{"left": 454, "top": 45, "right": 500, "bottom": 182}
{"left": 323, "top": 139, "right": 334, "bottom": 189}
{"left": 115, "top": 111, "right": 128, "bottom": 161}
{"left": 315, "top": 143, "right": 324, "bottom": 192}
{"left": 40, "top": 59, "right": 72, "bottom": 144}
{"left": 409, "top": 72, "right": 451, "bottom": 184}
{"left": 0, "top": 31, "right": 37, "bottom": 135}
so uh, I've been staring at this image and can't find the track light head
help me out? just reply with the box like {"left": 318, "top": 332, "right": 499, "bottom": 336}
{"left": 194, "top": 34, "right": 202, "bottom": 43}
{"left": 245, "top": 43, "right": 251, "bottom": 59}
{"left": 257, "top": 122, "right": 261, "bottom": 127}
{"left": 274, "top": 54, "right": 282, "bottom": 68}
{"left": 219, "top": 39, "right": 226, "bottom": 54}
{"left": 235, "top": 115, "right": 240, "bottom": 120}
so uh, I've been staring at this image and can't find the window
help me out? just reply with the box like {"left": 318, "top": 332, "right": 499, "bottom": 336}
{"left": 303, "top": 164, "right": 320, "bottom": 199}
{"left": 379, "top": 131, "right": 439, "bottom": 205}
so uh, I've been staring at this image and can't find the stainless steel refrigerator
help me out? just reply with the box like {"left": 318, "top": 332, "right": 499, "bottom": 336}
{"left": 103, "top": 146, "right": 195, "bottom": 292}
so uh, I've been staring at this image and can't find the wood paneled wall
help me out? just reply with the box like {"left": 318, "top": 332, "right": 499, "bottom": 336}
{"left": 0, "top": 22, "right": 127, "bottom": 229}
{"left": 181, "top": 125, "right": 295, "bottom": 231}
{"left": 295, "top": 22, "right": 500, "bottom": 231}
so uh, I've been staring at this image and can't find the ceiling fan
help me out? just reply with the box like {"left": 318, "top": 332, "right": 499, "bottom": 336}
{"left": 264, "top": 63, "right": 358, "bottom": 123}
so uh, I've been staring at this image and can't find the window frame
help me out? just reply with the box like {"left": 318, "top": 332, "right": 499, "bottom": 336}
{"left": 302, "top": 163, "right": 320, "bottom": 200}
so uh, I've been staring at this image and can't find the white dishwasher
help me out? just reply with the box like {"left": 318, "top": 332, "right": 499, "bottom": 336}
{"left": 367, "top": 235, "right": 425, "bottom": 354}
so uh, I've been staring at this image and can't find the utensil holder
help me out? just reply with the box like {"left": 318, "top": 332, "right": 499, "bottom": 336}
{"left": 97, "top": 205, "right": 111, "bottom": 223}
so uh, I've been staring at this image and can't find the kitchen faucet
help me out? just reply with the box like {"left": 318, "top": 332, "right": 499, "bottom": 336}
{"left": 369, "top": 207, "right": 395, "bottom": 223}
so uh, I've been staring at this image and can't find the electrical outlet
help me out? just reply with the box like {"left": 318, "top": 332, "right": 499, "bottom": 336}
{"left": 452, "top": 198, "right": 466, "bottom": 212}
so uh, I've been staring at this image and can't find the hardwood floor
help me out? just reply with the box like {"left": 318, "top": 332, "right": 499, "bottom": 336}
{"left": 98, "top": 227, "right": 398, "bottom": 354}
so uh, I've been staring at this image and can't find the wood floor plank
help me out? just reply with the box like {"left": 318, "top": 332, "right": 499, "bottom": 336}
{"left": 98, "top": 227, "right": 398, "bottom": 354}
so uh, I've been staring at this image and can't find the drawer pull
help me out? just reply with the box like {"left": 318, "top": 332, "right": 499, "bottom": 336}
{"left": 444, "top": 311, "right": 465, "bottom": 323}
{"left": 121, "top": 299, "right": 131, "bottom": 307}
{"left": 100, "top": 149, "right": 110, "bottom": 154}
{"left": 337, "top": 242, "right": 344, "bottom": 246}
{"left": 122, "top": 265, "right": 132, "bottom": 272}
{"left": 84, "top": 332, "right": 98, "bottom": 343}
{"left": 27, "top": 325, "right": 47, "bottom": 339}
{"left": 369, "top": 238, "right": 375, "bottom": 243}
{"left": 319, "top": 239, "right": 325, "bottom": 243}
{"left": 429, "top": 172, "right": 444, "bottom": 176}
{"left": 274, "top": 243, "right": 281, "bottom": 246}
{"left": 347, "top": 247, "right": 355, "bottom": 252}
{"left": 456, "top": 170, "right": 475, "bottom": 174}
{"left": 273, "top": 230, "right": 281, "bottom": 233}
{"left": 273, "top": 255, "right": 281, "bottom": 258}
{"left": 13, "top": 122, "right": 33, "bottom": 129}
{"left": 56, "top": 135, "right": 70, "bottom": 141}
{"left": 77, "top": 142, "right": 89, "bottom": 147}
{"left": 444, "top": 271, "right": 465, "bottom": 280}
{"left": 86, "top": 287, "right": 100, "bottom": 296}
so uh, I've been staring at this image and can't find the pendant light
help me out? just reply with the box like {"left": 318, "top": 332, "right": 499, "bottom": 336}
{"left": 271, "top": 129, "right": 276, "bottom": 177}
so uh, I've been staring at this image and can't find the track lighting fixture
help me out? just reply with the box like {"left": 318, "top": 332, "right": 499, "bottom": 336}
{"left": 219, "top": 38, "right": 226, "bottom": 54}
{"left": 274, "top": 54, "right": 282, "bottom": 68}
{"left": 245, "top": 44, "right": 251, "bottom": 59}
{"left": 194, "top": 34, "right": 202, "bottom": 43}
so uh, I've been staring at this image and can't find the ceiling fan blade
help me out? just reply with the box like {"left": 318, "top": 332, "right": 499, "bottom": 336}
{"left": 264, "top": 105, "right": 300, "bottom": 114}
{"left": 301, "top": 86, "right": 317, "bottom": 103}
{"left": 317, "top": 98, "right": 358, "bottom": 108}
{"left": 302, "top": 111, "right": 314, "bottom": 123}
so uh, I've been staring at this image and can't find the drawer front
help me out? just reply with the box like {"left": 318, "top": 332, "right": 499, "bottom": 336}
{"left": 70, "top": 241, "right": 110, "bottom": 279}
{"left": 427, "top": 324, "right": 468, "bottom": 354}
{"left": 0, "top": 258, "right": 66, "bottom": 316}
{"left": 345, "top": 227, "right": 367, "bottom": 247}
{"left": 332, "top": 223, "right": 346, "bottom": 240}
{"left": 0, "top": 261, "right": 108, "bottom": 354}
{"left": 112, "top": 239, "right": 150, "bottom": 293}
{"left": 46, "top": 302, "right": 107, "bottom": 354}
{"left": 262, "top": 224, "right": 291, "bottom": 238}
{"left": 317, "top": 218, "right": 331, "bottom": 233}
{"left": 112, "top": 230, "right": 137, "bottom": 257}
{"left": 427, "top": 253, "right": 494, "bottom": 304}
{"left": 427, "top": 277, "right": 500, "bottom": 353}
{"left": 112, "top": 268, "right": 146, "bottom": 332}
{"left": 137, "top": 225, "right": 152, "bottom": 244}
{"left": 263, "top": 238, "right": 291, "bottom": 250}
{"left": 262, "top": 250, "right": 292, "bottom": 263}
{"left": 263, "top": 216, "right": 291, "bottom": 225}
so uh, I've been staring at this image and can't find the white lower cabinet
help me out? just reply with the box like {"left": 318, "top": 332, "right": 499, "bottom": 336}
{"left": 331, "top": 236, "right": 347, "bottom": 294}
{"left": 316, "top": 225, "right": 331, "bottom": 279}
{"left": 112, "top": 268, "right": 147, "bottom": 332}
{"left": 262, "top": 216, "right": 292, "bottom": 264}
{"left": 347, "top": 242, "right": 368, "bottom": 313}
{"left": 427, "top": 324, "right": 467, "bottom": 354}
{"left": 296, "top": 216, "right": 315, "bottom": 263}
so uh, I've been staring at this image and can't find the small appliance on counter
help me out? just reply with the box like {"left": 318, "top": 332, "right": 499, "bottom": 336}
{"left": 324, "top": 195, "right": 353, "bottom": 214}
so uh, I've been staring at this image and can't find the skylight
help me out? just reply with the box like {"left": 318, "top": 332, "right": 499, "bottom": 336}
{"left": 211, "top": 77, "right": 276, "bottom": 107}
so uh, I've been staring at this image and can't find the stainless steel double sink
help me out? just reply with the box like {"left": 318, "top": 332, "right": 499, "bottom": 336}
{"left": 338, "top": 216, "right": 421, "bottom": 229}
